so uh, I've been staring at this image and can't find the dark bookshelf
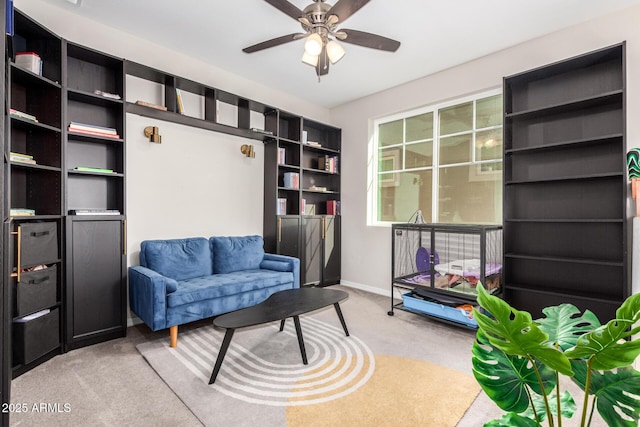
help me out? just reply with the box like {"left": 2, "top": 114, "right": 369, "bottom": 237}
{"left": 502, "top": 43, "right": 628, "bottom": 322}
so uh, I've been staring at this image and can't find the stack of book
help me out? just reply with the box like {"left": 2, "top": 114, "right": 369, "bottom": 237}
{"left": 135, "top": 100, "right": 167, "bottom": 111}
{"left": 10, "top": 152, "right": 36, "bottom": 165}
{"left": 318, "top": 155, "right": 338, "bottom": 173}
{"left": 278, "top": 147, "right": 286, "bottom": 165}
{"left": 305, "top": 140, "right": 322, "bottom": 148}
{"left": 68, "top": 121, "right": 120, "bottom": 139}
{"left": 276, "top": 198, "right": 287, "bottom": 215}
{"left": 283, "top": 172, "right": 299, "bottom": 189}
{"left": 10, "top": 208, "right": 35, "bottom": 217}
{"left": 10, "top": 108, "right": 38, "bottom": 123}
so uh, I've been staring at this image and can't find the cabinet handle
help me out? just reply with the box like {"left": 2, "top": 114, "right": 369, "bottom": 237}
{"left": 322, "top": 216, "right": 326, "bottom": 240}
{"left": 277, "top": 217, "right": 282, "bottom": 242}
{"left": 11, "top": 226, "right": 22, "bottom": 281}
{"left": 123, "top": 219, "right": 127, "bottom": 255}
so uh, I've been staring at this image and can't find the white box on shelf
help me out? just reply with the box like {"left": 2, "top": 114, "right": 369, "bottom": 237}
{"left": 15, "top": 52, "right": 42, "bottom": 75}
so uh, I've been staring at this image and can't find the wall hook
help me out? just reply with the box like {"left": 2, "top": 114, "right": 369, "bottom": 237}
{"left": 144, "top": 126, "right": 161, "bottom": 143}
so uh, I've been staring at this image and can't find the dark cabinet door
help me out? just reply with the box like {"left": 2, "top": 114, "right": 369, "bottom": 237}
{"left": 322, "top": 216, "right": 341, "bottom": 285}
{"left": 302, "top": 216, "right": 323, "bottom": 285}
{"left": 276, "top": 216, "right": 301, "bottom": 258}
{"left": 66, "top": 217, "right": 126, "bottom": 348}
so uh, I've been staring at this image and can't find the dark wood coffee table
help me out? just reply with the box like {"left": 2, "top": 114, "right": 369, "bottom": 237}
{"left": 208, "top": 287, "right": 349, "bottom": 384}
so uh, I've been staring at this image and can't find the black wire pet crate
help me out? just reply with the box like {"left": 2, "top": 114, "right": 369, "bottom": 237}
{"left": 389, "top": 223, "right": 503, "bottom": 328}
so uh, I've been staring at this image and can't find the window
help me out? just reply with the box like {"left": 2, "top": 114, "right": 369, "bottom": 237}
{"left": 373, "top": 90, "right": 502, "bottom": 225}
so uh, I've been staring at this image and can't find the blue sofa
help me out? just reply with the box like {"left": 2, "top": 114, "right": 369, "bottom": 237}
{"left": 128, "top": 235, "right": 300, "bottom": 347}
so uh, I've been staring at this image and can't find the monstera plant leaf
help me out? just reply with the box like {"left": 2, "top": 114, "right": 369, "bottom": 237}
{"left": 571, "top": 362, "right": 640, "bottom": 427}
{"left": 536, "top": 304, "right": 601, "bottom": 351}
{"left": 484, "top": 413, "right": 540, "bottom": 427}
{"left": 524, "top": 390, "right": 576, "bottom": 422}
{"left": 474, "top": 285, "right": 572, "bottom": 376}
{"left": 565, "top": 293, "right": 640, "bottom": 370}
{"left": 472, "top": 332, "right": 556, "bottom": 413}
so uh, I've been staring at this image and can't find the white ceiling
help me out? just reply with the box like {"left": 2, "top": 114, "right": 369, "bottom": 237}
{"left": 39, "top": 0, "right": 640, "bottom": 108}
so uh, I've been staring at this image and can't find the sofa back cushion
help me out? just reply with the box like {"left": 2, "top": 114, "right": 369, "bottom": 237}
{"left": 210, "top": 235, "right": 264, "bottom": 274}
{"left": 140, "top": 237, "right": 212, "bottom": 281}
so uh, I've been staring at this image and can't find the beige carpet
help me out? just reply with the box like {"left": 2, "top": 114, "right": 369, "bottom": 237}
{"left": 137, "top": 288, "right": 481, "bottom": 426}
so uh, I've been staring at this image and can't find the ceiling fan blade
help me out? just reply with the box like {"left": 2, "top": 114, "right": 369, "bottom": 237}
{"left": 327, "top": 0, "right": 370, "bottom": 23}
{"left": 242, "top": 33, "right": 304, "bottom": 53}
{"left": 316, "top": 46, "right": 330, "bottom": 76}
{"left": 340, "top": 29, "right": 401, "bottom": 52}
{"left": 264, "top": 0, "right": 304, "bottom": 21}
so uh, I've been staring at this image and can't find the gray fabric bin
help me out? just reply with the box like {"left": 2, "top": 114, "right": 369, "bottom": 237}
{"left": 13, "top": 308, "right": 60, "bottom": 365}
{"left": 15, "top": 265, "right": 57, "bottom": 317}
{"left": 20, "top": 222, "right": 58, "bottom": 267}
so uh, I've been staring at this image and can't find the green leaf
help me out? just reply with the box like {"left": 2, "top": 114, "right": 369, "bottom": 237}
{"left": 572, "top": 362, "right": 640, "bottom": 427}
{"left": 472, "top": 332, "right": 556, "bottom": 413}
{"left": 484, "top": 413, "right": 540, "bottom": 427}
{"left": 475, "top": 284, "right": 573, "bottom": 376}
{"left": 565, "top": 293, "right": 640, "bottom": 370}
{"left": 536, "top": 304, "right": 601, "bottom": 351}
{"left": 525, "top": 390, "right": 576, "bottom": 422}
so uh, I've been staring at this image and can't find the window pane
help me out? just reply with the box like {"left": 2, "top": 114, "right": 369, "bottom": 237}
{"left": 379, "top": 148, "right": 402, "bottom": 172}
{"left": 378, "top": 119, "right": 403, "bottom": 147}
{"left": 405, "top": 141, "right": 433, "bottom": 168}
{"left": 476, "top": 94, "right": 503, "bottom": 128}
{"left": 378, "top": 170, "right": 432, "bottom": 222}
{"left": 475, "top": 129, "right": 503, "bottom": 161}
{"left": 439, "top": 102, "right": 472, "bottom": 135}
{"left": 406, "top": 112, "right": 433, "bottom": 142}
{"left": 439, "top": 134, "right": 471, "bottom": 165}
{"left": 438, "top": 165, "right": 502, "bottom": 224}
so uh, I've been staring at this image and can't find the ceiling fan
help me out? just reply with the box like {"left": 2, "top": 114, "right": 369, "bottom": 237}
{"left": 243, "top": 0, "right": 401, "bottom": 78}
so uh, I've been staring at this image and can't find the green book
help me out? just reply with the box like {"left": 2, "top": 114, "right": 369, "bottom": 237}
{"left": 76, "top": 166, "right": 114, "bottom": 174}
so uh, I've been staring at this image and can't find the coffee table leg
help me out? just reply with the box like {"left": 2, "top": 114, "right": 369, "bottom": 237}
{"left": 293, "top": 315, "right": 308, "bottom": 365}
{"left": 279, "top": 319, "right": 286, "bottom": 331}
{"left": 209, "top": 328, "right": 235, "bottom": 384}
{"left": 334, "top": 303, "right": 350, "bottom": 336}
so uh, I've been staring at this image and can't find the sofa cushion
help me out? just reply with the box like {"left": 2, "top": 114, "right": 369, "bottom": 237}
{"left": 140, "top": 238, "right": 212, "bottom": 281}
{"left": 166, "top": 269, "right": 294, "bottom": 307}
{"left": 210, "top": 235, "right": 264, "bottom": 274}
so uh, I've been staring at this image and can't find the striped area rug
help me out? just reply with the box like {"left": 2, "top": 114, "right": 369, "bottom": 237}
{"left": 137, "top": 291, "right": 482, "bottom": 426}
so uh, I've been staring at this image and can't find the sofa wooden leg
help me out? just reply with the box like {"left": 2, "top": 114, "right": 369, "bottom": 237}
{"left": 170, "top": 325, "right": 178, "bottom": 348}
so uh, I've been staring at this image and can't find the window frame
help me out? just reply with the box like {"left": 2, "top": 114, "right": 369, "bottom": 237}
{"left": 370, "top": 88, "right": 503, "bottom": 226}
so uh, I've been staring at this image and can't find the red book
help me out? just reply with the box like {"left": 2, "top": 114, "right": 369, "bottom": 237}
{"left": 68, "top": 127, "right": 120, "bottom": 139}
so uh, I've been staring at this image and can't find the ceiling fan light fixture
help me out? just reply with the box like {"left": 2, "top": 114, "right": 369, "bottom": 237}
{"left": 301, "top": 51, "right": 319, "bottom": 67}
{"left": 326, "top": 40, "right": 345, "bottom": 64}
{"left": 304, "top": 33, "right": 323, "bottom": 56}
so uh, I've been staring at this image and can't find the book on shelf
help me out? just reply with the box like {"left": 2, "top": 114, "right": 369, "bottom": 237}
{"left": 69, "top": 209, "right": 121, "bottom": 216}
{"left": 250, "top": 128, "right": 273, "bottom": 135}
{"left": 15, "top": 52, "right": 42, "bottom": 75}
{"left": 278, "top": 147, "right": 286, "bottom": 165}
{"left": 93, "top": 90, "right": 121, "bottom": 100}
{"left": 9, "top": 108, "right": 38, "bottom": 122}
{"left": 283, "top": 172, "right": 299, "bottom": 189}
{"left": 10, "top": 208, "right": 35, "bottom": 216}
{"left": 75, "top": 166, "right": 115, "bottom": 174}
{"left": 317, "top": 155, "right": 338, "bottom": 173}
{"left": 176, "top": 88, "right": 185, "bottom": 114}
{"left": 326, "top": 200, "right": 339, "bottom": 215}
{"left": 277, "top": 198, "right": 287, "bottom": 215}
{"left": 305, "top": 140, "right": 322, "bottom": 148}
{"left": 135, "top": 100, "right": 168, "bottom": 111}
{"left": 10, "top": 152, "right": 36, "bottom": 164}
{"left": 68, "top": 127, "right": 120, "bottom": 139}
{"left": 309, "top": 185, "right": 327, "bottom": 192}
{"left": 69, "top": 121, "right": 117, "bottom": 135}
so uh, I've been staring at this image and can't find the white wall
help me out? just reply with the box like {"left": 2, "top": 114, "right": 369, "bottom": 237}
{"left": 331, "top": 4, "right": 640, "bottom": 295}
{"left": 14, "top": 0, "right": 331, "bottom": 263}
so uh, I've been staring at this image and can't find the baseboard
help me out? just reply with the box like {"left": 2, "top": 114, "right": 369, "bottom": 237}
{"left": 339, "top": 280, "right": 389, "bottom": 298}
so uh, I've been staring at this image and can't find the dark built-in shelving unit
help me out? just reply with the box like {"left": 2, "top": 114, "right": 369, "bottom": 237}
{"left": 503, "top": 43, "right": 628, "bottom": 322}
{"left": 263, "top": 113, "right": 341, "bottom": 287}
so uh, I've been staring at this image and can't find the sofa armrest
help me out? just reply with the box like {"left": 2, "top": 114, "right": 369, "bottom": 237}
{"left": 128, "top": 266, "right": 178, "bottom": 331}
{"left": 261, "top": 253, "right": 300, "bottom": 288}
